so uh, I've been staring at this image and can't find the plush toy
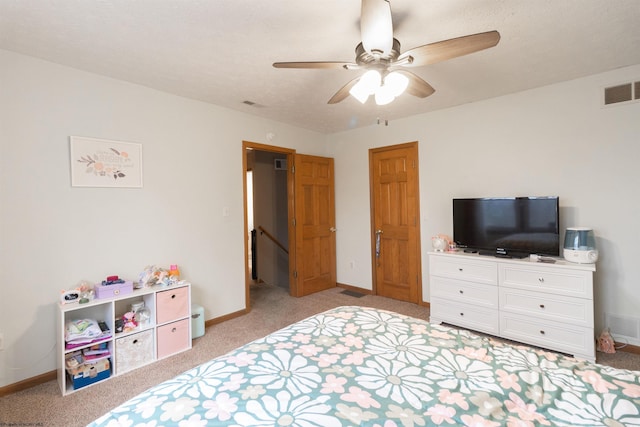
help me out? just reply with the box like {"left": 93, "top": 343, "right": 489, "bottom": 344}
{"left": 122, "top": 311, "right": 138, "bottom": 333}
{"left": 138, "top": 265, "right": 170, "bottom": 287}
{"left": 597, "top": 328, "right": 616, "bottom": 354}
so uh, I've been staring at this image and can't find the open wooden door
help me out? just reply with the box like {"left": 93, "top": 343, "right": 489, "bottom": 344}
{"left": 370, "top": 142, "right": 422, "bottom": 303}
{"left": 293, "top": 154, "right": 336, "bottom": 296}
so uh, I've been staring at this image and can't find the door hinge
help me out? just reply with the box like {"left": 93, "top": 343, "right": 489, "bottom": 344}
{"left": 291, "top": 165, "right": 295, "bottom": 174}
{"left": 412, "top": 160, "right": 416, "bottom": 169}
{"left": 294, "top": 271, "right": 298, "bottom": 278}
{"left": 292, "top": 218, "right": 296, "bottom": 226}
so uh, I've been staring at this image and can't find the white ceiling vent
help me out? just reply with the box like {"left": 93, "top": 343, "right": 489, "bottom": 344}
{"left": 603, "top": 81, "right": 640, "bottom": 106}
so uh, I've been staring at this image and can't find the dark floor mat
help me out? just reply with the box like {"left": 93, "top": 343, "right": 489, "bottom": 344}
{"left": 340, "top": 289, "right": 365, "bottom": 298}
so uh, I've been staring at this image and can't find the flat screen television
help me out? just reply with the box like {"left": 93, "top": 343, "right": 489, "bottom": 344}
{"left": 453, "top": 197, "right": 560, "bottom": 257}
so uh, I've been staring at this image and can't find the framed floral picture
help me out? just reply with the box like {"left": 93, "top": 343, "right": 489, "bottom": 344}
{"left": 70, "top": 136, "right": 143, "bottom": 188}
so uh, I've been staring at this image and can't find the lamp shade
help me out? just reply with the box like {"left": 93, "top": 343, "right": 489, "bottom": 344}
{"left": 563, "top": 227, "right": 598, "bottom": 263}
{"left": 349, "top": 70, "right": 382, "bottom": 104}
{"left": 384, "top": 72, "right": 409, "bottom": 97}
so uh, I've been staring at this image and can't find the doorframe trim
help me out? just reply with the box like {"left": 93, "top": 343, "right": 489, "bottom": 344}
{"left": 242, "top": 141, "right": 296, "bottom": 311}
{"left": 368, "top": 141, "right": 423, "bottom": 304}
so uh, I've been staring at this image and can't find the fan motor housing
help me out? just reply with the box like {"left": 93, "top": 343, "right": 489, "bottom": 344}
{"left": 355, "top": 38, "right": 401, "bottom": 66}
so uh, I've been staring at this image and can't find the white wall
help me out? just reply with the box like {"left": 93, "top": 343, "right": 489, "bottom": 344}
{"left": 0, "top": 49, "right": 326, "bottom": 386}
{"left": 327, "top": 64, "right": 640, "bottom": 345}
{"left": 1, "top": 47, "right": 639, "bottom": 387}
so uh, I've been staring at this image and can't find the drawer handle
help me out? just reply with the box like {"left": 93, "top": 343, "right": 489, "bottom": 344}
{"left": 539, "top": 304, "right": 545, "bottom": 309}
{"left": 540, "top": 330, "right": 545, "bottom": 335}
{"left": 172, "top": 327, "right": 177, "bottom": 333}
{"left": 459, "top": 312, "right": 464, "bottom": 316}
{"left": 459, "top": 290, "right": 464, "bottom": 294}
{"left": 538, "top": 277, "right": 545, "bottom": 283}
{"left": 133, "top": 339, "right": 138, "bottom": 344}
{"left": 171, "top": 294, "right": 176, "bottom": 299}
{"left": 458, "top": 268, "right": 463, "bottom": 272}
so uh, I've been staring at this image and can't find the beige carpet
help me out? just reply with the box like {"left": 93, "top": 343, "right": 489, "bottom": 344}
{"left": 1, "top": 283, "right": 638, "bottom": 426}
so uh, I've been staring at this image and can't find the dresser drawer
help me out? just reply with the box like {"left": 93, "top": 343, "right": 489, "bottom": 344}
{"left": 499, "top": 288, "right": 593, "bottom": 327}
{"left": 157, "top": 318, "right": 190, "bottom": 359}
{"left": 156, "top": 286, "right": 189, "bottom": 324}
{"left": 499, "top": 263, "right": 592, "bottom": 298}
{"left": 431, "top": 276, "right": 498, "bottom": 308}
{"left": 430, "top": 297, "right": 499, "bottom": 335}
{"left": 500, "top": 312, "right": 594, "bottom": 361}
{"left": 430, "top": 255, "right": 497, "bottom": 285}
{"left": 115, "top": 329, "right": 154, "bottom": 374}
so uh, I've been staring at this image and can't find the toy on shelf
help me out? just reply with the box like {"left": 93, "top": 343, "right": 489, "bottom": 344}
{"left": 122, "top": 311, "right": 137, "bottom": 333}
{"left": 137, "top": 265, "right": 170, "bottom": 288}
{"left": 138, "top": 264, "right": 183, "bottom": 287}
{"left": 60, "top": 281, "right": 95, "bottom": 305}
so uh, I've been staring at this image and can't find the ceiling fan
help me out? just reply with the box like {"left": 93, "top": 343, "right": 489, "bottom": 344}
{"left": 273, "top": 0, "right": 500, "bottom": 105}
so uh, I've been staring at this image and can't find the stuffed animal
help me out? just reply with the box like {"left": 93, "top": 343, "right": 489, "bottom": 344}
{"left": 597, "top": 328, "right": 616, "bottom": 354}
{"left": 122, "top": 311, "right": 138, "bottom": 333}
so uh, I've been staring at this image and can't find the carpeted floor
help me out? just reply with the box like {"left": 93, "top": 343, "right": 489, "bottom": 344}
{"left": 1, "top": 283, "right": 638, "bottom": 426}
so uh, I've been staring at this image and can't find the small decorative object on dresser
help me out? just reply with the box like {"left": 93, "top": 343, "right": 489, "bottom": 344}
{"left": 563, "top": 227, "right": 599, "bottom": 264}
{"left": 431, "top": 235, "right": 449, "bottom": 252}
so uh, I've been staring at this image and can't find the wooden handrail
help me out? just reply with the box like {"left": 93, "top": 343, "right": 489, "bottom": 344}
{"left": 257, "top": 226, "right": 288, "bottom": 254}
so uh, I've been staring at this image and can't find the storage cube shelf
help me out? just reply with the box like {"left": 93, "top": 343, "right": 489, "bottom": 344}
{"left": 57, "top": 283, "right": 191, "bottom": 395}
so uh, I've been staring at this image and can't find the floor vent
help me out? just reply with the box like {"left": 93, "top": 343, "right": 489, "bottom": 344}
{"left": 603, "top": 81, "right": 640, "bottom": 105}
{"left": 340, "top": 289, "right": 365, "bottom": 298}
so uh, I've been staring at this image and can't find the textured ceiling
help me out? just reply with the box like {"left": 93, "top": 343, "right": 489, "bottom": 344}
{"left": 1, "top": 1, "right": 639, "bottom": 134}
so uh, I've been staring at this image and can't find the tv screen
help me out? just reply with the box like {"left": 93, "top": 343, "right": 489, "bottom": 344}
{"left": 453, "top": 197, "right": 559, "bottom": 257}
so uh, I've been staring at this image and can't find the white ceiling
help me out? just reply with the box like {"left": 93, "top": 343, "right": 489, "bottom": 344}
{"left": 2, "top": 1, "right": 639, "bottom": 134}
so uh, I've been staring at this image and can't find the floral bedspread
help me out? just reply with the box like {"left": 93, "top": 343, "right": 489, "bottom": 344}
{"left": 89, "top": 306, "right": 640, "bottom": 426}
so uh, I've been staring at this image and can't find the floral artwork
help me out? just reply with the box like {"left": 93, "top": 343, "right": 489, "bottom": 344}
{"left": 88, "top": 306, "right": 640, "bottom": 426}
{"left": 70, "top": 137, "right": 143, "bottom": 187}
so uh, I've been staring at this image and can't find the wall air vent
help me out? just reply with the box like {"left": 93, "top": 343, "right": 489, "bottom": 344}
{"left": 603, "top": 81, "right": 640, "bottom": 106}
{"left": 606, "top": 313, "right": 640, "bottom": 345}
{"left": 274, "top": 159, "right": 287, "bottom": 170}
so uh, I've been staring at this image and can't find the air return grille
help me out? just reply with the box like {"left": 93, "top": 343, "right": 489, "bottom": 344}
{"left": 603, "top": 81, "right": 640, "bottom": 105}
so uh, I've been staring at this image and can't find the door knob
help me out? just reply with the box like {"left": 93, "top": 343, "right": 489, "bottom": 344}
{"left": 329, "top": 227, "right": 337, "bottom": 232}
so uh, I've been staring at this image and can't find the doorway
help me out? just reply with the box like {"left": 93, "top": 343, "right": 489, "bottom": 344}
{"left": 369, "top": 142, "right": 422, "bottom": 303}
{"left": 243, "top": 141, "right": 337, "bottom": 310}
{"left": 243, "top": 141, "right": 295, "bottom": 310}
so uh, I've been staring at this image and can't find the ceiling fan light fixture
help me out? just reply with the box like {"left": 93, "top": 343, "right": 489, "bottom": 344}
{"left": 384, "top": 72, "right": 409, "bottom": 97}
{"left": 374, "top": 85, "right": 396, "bottom": 105}
{"left": 349, "top": 70, "right": 382, "bottom": 103}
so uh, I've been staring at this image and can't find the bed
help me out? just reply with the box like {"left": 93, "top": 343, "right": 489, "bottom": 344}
{"left": 89, "top": 306, "right": 640, "bottom": 426}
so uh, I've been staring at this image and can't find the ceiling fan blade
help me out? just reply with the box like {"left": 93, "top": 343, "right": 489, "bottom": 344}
{"left": 273, "top": 61, "right": 355, "bottom": 70}
{"left": 398, "top": 30, "right": 500, "bottom": 67}
{"left": 361, "top": 0, "right": 393, "bottom": 56}
{"left": 327, "top": 77, "right": 361, "bottom": 104}
{"left": 394, "top": 70, "right": 435, "bottom": 98}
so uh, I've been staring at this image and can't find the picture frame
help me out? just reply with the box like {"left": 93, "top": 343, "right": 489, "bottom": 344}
{"left": 70, "top": 136, "right": 143, "bottom": 188}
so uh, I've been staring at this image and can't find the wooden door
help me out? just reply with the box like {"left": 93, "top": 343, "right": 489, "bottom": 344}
{"left": 370, "top": 142, "right": 422, "bottom": 303}
{"left": 293, "top": 154, "right": 336, "bottom": 296}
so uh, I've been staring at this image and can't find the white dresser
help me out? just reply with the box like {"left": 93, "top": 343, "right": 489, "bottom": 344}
{"left": 428, "top": 251, "right": 596, "bottom": 362}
